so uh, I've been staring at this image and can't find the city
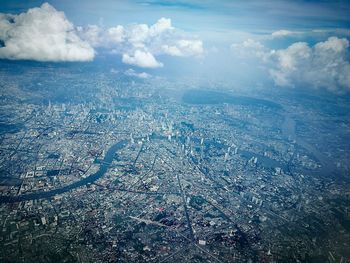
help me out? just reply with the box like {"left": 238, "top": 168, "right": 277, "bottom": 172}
{"left": 1, "top": 1, "right": 350, "bottom": 262}
{"left": 0, "top": 62, "right": 349, "bottom": 262}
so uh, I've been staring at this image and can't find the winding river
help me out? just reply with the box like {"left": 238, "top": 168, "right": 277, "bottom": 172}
{"left": 0, "top": 91, "right": 338, "bottom": 203}
{"left": 0, "top": 140, "right": 128, "bottom": 203}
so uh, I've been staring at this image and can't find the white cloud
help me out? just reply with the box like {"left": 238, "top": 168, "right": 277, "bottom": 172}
{"left": 231, "top": 36, "right": 350, "bottom": 92}
{"left": 270, "top": 28, "right": 350, "bottom": 39}
{"left": 107, "top": 25, "right": 124, "bottom": 44}
{"left": 230, "top": 39, "right": 267, "bottom": 59}
{"left": 127, "top": 24, "right": 150, "bottom": 48}
{"left": 315, "top": 28, "right": 350, "bottom": 37}
{"left": 149, "top": 17, "right": 173, "bottom": 37}
{"left": 79, "top": 17, "right": 203, "bottom": 68}
{"left": 315, "top": 36, "right": 349, "bottom": 52}
{"left": 273, "top": 42, "right": 311, "bottom": 71}
{"left": 178, "top": 39, "right": 203, "bottom": 56}
{"left": 162, "top": 39, "right": 203, "bottom": 57}
{"left": 122, "top": 50, "right": 163, "bottom": 68}
{"left": 78, "top": 25, "right": 102, "bottom": 47}
{"left": 269, "top": 37, "right": 350, "bottom": 92}
{"left": 162, "top": 45, "right": 182, "bottom": 56}
{"left": 0, "top": 3, "right": 203, "bottom": 68}
{"left": 125, "top": 68, "right": 151, "bottom": 79}
{"left": 78, "top": 24, "right": 125, "bottom": 48}
{"left": 271, "top": 30, "right": 298, "bottom": 38}
{"left": 122, "top": 18, "right": 173, "bottom": 49}
{"left": 0, "top": 3, "right": 94, "bottom": 62}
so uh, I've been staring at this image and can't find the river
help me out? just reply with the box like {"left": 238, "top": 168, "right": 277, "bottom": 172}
{"left": 0, "top": 140, "right": 128, "bottom": 203}
{"left": 282, "top": 113, "right": 336, "bottom": 176}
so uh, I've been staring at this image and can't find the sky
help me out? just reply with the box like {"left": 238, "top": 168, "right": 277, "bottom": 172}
{"left": 0, "top": 0, "right": 350, "bottom": 93}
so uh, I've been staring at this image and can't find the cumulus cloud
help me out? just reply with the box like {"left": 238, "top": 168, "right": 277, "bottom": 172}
{"left": 118, "top": 18, "right": 203, "bottom": 67}
{"left": 162, "top": 40, "right": 203, "bottom": 57}
{"left": 0, "top": 3, "right": 203, "bottom": 67}
{"left": 231, "top": 36, "right": 350, "bottom": 92}
{"left": 127, "top": 17, "right": 172, "bottom": 47}
{"left": 122, "top": 50, "right": 163, "bottom": 68}
{"left": 78, "top": 24, "right": 125, "bottom": 48}
{"left": 269, "top": 37, "right": 350, "bottom": 92}
{"left": 272, "top": 42, "right": 311, "bottom": 72}
{"left": 0, "top": 3, "right": 94, "bottom": 62}
{"left": 107, "top": 25, "right": 124, "bottom": 44}
{"left": 125, "top": 68, "right": 151, "bottom": 79}
{"left": 79, "top": 17, "right": 203, "bottom": 68}
{"left": 230, "top": 39, "right": 267, "bottom": 59}
{"left": 77, "top": 25, "right": 102, "bottom": 47}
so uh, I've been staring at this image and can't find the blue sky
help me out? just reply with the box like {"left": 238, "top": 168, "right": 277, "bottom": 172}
{"left": 0, "top": 1, "right": 350, "bottom": 92}
{"left": 2, "top": 1, "right": 350, "bottom": 33}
